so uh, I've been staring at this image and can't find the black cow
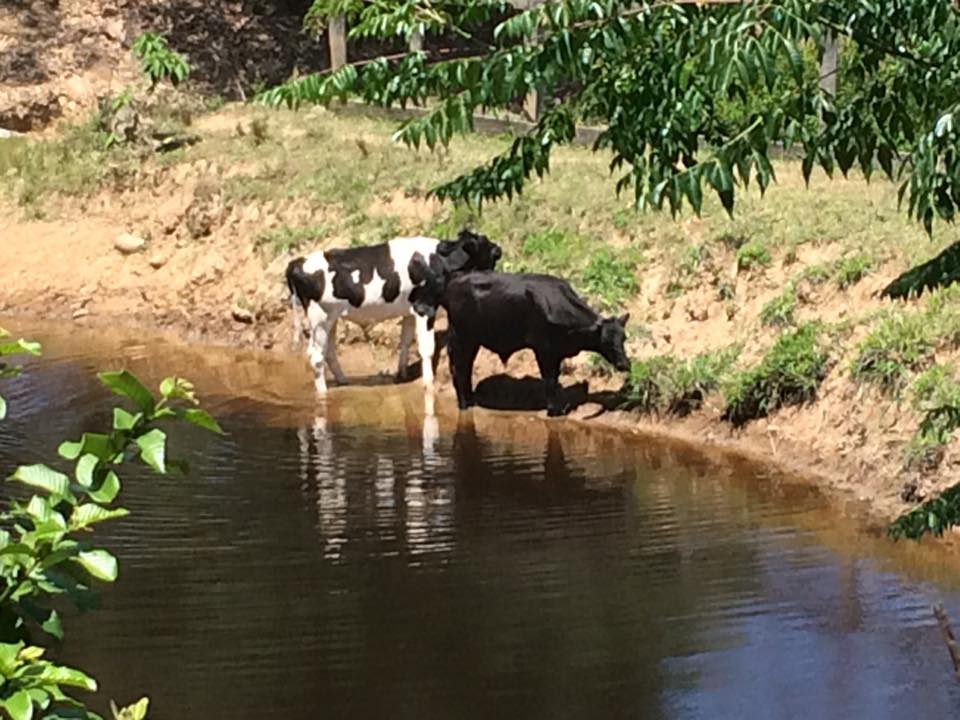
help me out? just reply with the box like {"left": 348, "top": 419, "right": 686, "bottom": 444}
{"left": 418, "top": 270, "right": 631, "bottom": 416}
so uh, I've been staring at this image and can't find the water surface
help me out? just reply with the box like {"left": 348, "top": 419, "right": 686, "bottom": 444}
{"left": 2, "top": 319, "right": 960, "bottom": 719}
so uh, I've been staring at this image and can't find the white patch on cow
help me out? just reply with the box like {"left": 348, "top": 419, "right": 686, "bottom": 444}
{"left": 302, "top": 251, "right": 328, "bottom": 276}
{"left": 350, "top": 269, "right": 361, "bottom": 284}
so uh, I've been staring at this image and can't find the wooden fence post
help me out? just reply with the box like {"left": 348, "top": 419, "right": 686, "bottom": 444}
{"left": 329, "top": 14, "right": 347, "bottom": 71}
{"left": 820, "top": 31, "right": 838, "bottom": 95}
{"left": 410, "top": 27, "right": 424, "bottom": 53}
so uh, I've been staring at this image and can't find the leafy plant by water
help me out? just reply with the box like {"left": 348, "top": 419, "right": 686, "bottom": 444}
{"left": 903, "top": 364, "right": 960, "bottom": 472}
{"left": 620, "top": 346, "right": 740, "bottom": 416}
{"left": 889, "top": 484, "right": 960, "bottom": 541}
{"left": 0, "top": 330, "right": 221, "bottom": 719}
{"left": 723, "top": 323, "right": 828, "bottom": 427}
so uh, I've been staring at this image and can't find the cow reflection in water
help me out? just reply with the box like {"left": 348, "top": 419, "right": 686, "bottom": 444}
{"left": 295, "top": 394, "right": 449, "bottom": 562}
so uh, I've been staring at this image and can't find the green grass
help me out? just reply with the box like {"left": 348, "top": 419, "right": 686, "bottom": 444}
{"left": 904, "top": 364, "right": 960, "bottom": 472}
{"left": 619, "top": 346, "right": 740, "bottom": 416}
{"left": 735, "top": 240, "right": 771, "bottom": 272}
{"left": 835, "top": 253, "right": 873, "bottom": 289}
{"left": 759, "top": 282, "right": 797, "bottom": 327}
{"left": 723, "top": 323, "right": 828, "bottom": 427}
{"left": 581, "top": 247, "right": 639, "bottom": 311}
{"left": 851, "top": 311, "right": 938, "bottom": 394}
{"left": 254, "top": 224, "right": 331, "bottom": 258}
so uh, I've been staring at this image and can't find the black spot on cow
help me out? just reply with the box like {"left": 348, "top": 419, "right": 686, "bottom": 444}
{"left": 324, "top": 244, "right": 402, "bottom": 308}
{"left": 286, "top": 257, "right": 325, "bottom": 309}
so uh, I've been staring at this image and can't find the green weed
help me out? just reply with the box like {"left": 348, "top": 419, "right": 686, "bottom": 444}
{"left": 722, "top": 323, "right": 828, "bottom": 426}
{"left": 760, "top": 283, "right": 797, "bottom": 327}
{"left": 581, "top": 247, "right": 639, "bottom": 311}
{"left": 835, "top": 254, "right": 873, "bottom": 289}
{"left": 620, "top": 346, "right": 740, "bottom": 416}
{"left": 903, "top": 364, "right": 960, "bottom": 471}
{"left": 850, "top": 312, "right": 935, "bottom": 394}
{"left": 735, "top": 240, "right": 771, "bottom": 271}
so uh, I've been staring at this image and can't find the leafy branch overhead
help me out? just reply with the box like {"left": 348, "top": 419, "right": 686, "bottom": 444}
{"left": 261, "top": 0, "right": 960, "bottom": 231}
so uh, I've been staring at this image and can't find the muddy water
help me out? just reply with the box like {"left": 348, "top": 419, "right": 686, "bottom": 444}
{"left": 3, "top": 318, "right": 960, "bottom": 719}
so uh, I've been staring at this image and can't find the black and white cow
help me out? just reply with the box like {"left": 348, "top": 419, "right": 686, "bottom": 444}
{"left": 416, "top": 270, "right": 631, "bottom": 417}
{"left": 286, "top": 229, "right": 501, "bottom": 394}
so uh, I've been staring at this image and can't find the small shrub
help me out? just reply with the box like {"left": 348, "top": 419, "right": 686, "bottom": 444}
{"left": 722, "top": 323, "right": 827, "bottom": 426}
{"left": 903, "top": 364, "right": 960, "bottom": 471}
{"left": 620, "top": 346, "right": 739, "bottom": 416}
{"left": 850, "top": 312, "right": 934, "bottom": 394}
{"left": 581, "top": 247, "right": 639, "bottom": 311}
{"left": 760, "top": 283, "right": 797, "bottom": 327}
{"left": 835, "top": 254, "right": 873, "bottom": 289}
{"left": 132, "top": 32, "right": 190, "bottom": 90}
{"left": 735, "top": 241, "right": 771, "bottom": 272}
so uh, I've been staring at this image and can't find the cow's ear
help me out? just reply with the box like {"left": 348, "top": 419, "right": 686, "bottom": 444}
{"left": 617, "top": 313, "right": 630, "bottom": 327}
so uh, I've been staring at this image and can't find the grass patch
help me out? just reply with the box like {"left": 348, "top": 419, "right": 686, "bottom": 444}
{"left": 835, "top": 253, "right": 873, "bottom": 289}
{"left": 903, "top": 364, "right": 960, "bottom": 472}
{"left": 254, "top": 224, "right": 330, "bottom": 258}
{"left": 722, "top": 323, "right": 828, "bottom": 427}
{"left": 735, "top": 240, "right": 771, "bottom": 272}
{"left": 619, "top": 346, "right": 740, "bottom": 416}
{"left": 851, "top": 312, "right": 936, "bottom": 394}
{"left": 581, "top": 247, "right": 639, "bottom": 311}
{"left": 505, "top": 227, "right": 639, "bottom": 310}
{"left": 0, "top": 121, "right": 135, "bottom": 210}
{"left": 759, "top": 282, "right": 797, "bottom": 328}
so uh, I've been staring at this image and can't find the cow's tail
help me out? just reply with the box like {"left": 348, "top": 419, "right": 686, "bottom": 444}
{"left": 286, "top": 258, "right": 306, "bottom": 350}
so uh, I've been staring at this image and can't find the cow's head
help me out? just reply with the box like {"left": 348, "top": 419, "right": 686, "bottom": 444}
{"left": 437, "top": 228, "right": 502, "bottom": 273}
{"left": 596, "top": 313, "right": 631, "bottom": 372}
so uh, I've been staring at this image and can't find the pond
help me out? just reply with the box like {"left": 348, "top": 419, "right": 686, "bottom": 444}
{"left": 2, "top": 319, "right": 960, "bottom": 719}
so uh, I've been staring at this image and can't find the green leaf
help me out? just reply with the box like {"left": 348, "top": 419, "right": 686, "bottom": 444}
{"left": 75, "top": 454, "right": 99, "bottom": 488}
{"left": 181, "top": 408, "right": 223, "bottom": 434}
{"left": 88, "top": 471, "right": 120, "bottom": 504}
{"left": 9, "top": 465, "right": 71, "bottom": 498}
{"left": 136, "top": 429, "right": 166, "bottom": 473}
{"left": 59, "top": 434, "right": 113, "bottom": 462}
{"left": 75, "top": 550, "right": 118, "bottom": 582}
{"left": 3, "top": 690, "right": 33, "bottom": 720}
{"left": 70, "top": 504, "right": 129, "bottom": 530}
{"left": 0, "top": 642, "right": 24, "bottom": 674}
{"left": 111, "top": 697, "right": 149, "bottom": 720}
{"left": 36, "top": 664, "right": 98, "bottom": 691}
{"left": 113, "top": 408, "right": 138, "bottom": 431}
{"left": 97, "top": 371, "right": 155, "bottom": 413}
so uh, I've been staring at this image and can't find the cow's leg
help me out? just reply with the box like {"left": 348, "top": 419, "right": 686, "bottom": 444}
{"left": 448, "top": 327, "right": 479, "bottom": 410}
{"left": 414, "top": 312, "right": 436, "bottom": 389}
{"left": 325, "top": 316, "right": 347, "bottom": 386}
{"left": 306, "top": 303, "right": 337, "bottom": 395}
{"left": 396, "top": 314, "right": 416, "bottom": 381}
{"left": 535, "top": 352, "right": 565, "bottom": 417}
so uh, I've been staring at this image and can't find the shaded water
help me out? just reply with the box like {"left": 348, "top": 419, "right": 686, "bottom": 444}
{"left": 2, "top": 319, "right": 960, "bottom": 719}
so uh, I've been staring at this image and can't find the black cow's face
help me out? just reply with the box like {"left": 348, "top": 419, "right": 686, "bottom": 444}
{"left": 459, "top": 229, "right": 502, "bottom": 271}
{"left": 440, "top": 229, "right": 502, "bottom": 272}
{"left": 598, "top": 313, "right": 631, "bottom": 372}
